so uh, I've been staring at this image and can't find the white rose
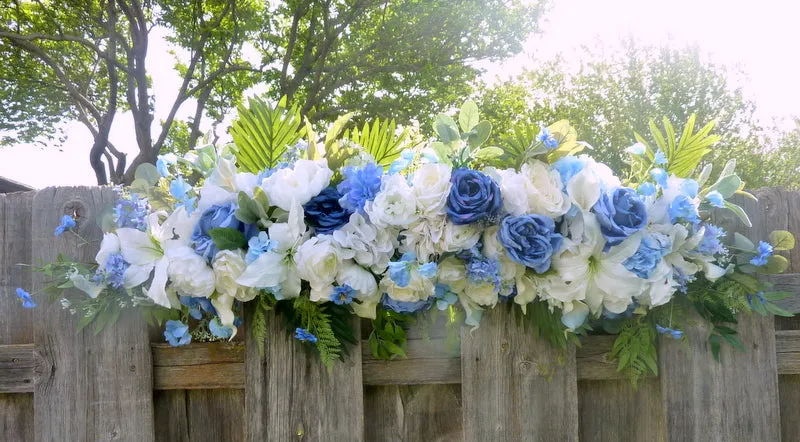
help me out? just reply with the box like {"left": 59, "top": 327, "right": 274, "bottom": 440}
{"left": 400, "top": 216, "right": 447, "bottom": 262}
{"left": 365, "top": 174, "right": 419, "bottom": 228}
{"left": 212, "top": 249, "right": 258, "bottom": 302}
{"left": 481, "top": 226, "right": 504, "bottom": 259}
{"left": 380, "top": 271, "right": 435, "bottom": 303}
{"left": 439, "top": 221, "right": 481, "bottom": 253}
{"left": 295, "top": 235, "right": 342, "bottom": 301}
{"left": 167, "top": 245, "right": 215, "bottom": 298}
{"left": 436, "top": 256, "right": 467, "bottom": 294}
{"left": 490, "top": 167, "right": 529, "bottom": 216}
{"left": 412, "top": 163, "right": 452, "bottom": 216}
{"left": 260, "top": 159, "right": 333, "bottom": 211}
{"left": 337, "top": 260, "right": 379, "bottom": 299}
{"left": 519, "top": 161, "right": 571, "bottom": 218}
{"left": 463, "top": 282, "right": 498, "bottom": 307}
{"left": 332, "top": 212, "right": 396, "bottom": 273}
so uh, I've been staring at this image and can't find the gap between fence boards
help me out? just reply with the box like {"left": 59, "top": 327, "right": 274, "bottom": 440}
{"left": 2, "top": 330, "right": 800, "bottom": 392}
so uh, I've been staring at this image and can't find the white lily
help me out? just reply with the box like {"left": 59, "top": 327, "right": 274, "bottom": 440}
{"left": 197, "top": 157, "right": 258, "bottom": 212}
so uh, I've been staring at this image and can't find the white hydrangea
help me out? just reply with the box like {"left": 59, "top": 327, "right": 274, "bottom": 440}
{"left": 332, "top": 212, "right": 397, "bottom": 273}
{"left": 365, "top": 173, "right": 419, "bottom": 228}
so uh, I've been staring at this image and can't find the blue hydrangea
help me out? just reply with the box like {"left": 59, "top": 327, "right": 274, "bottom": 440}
{"left": 705, "top": 190, "right": 725, "bottom": 208}
{"left": 54, "top": 215, "right": 76, "bottom": 236}
{"left": 551, "top": 156, "right": 585, "bottom": 188}
{"left": 668, "top": 194, "right": 699, "bottom": 224}
{"left": 294, "top": 328, "right": 318, "bottom": 344}
{"left": 245, "top": 232, "right": 275, "bottom": 265}
{"left": 331, "top": 285, "right": 356, "bottom": 305}
{"left": 180, "top": 296, "right": 215, "bottom": 320}
{"left": 654, "top": 150, "right": 668, "bottom": 165}
{"left": 537, "top": 126, "right": 559, "bottom": 149}
{"left": 623, "top": 233, "right": 672, "bottom": 279}
{"left": 304, "top": 187, "right": 352, "bottom": 234}
{"left": 337, "top": 163, "right": 383, "bottom": 213}
{"left": 381, "top": 294, "right": 434, "bottom": 314}
{"left": 695, "top": 225, "right": 726, "bottom": 256}
{"left": 465, "top": 256, "right": 501, "bottom": 289}
{"left": 96, "top": 252, "right": 129, "bottom": 289}
{"left": 16, "top": 288, "right": 36, "bottom": 309}
{"left": 750, "top": 241, "right": 773, "bottom": 266}
{"left": 164, "top": 320, "right": 192, "bottom": 346}
{"left": 656, "top": 324, "right": 684, "bottom": 340}
{"left": 209, "top": 318, "right": 234, "bottom": 339}
{"left": 637, "top": 182, "right": 656, "bottom": 196}
{"left": 114, "top": 195, "right": 149, "bottom": 230}
{"left": 433, "top": 284, "right": 459, "bottom": 310}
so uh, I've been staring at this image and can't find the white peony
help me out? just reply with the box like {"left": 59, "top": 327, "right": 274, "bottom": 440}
{"left": 336, "top": 260, "right": 379, "bottom": 300}
{"left": 438, "top": 221, "right": 481, "bottom": 253}
{"left": 332, "top": 212, "right": 396, "bottom": 273}
{"left": 365, "top": 174, "right": 419, "bottom": 228}
{"left": 212, "top": 249, "right": 257, "bottom": 302}
{"left": 295, "top": 235, "right": 343, "bottom": 302}
{"left": 197, "top": 157, "right": 258, "bottom": 211}
{"left": 380, "top": 270, "right": 435, "bottom": 303}
{"left": 493, "top": 161, "right": 570, "bottom": 218}
{"left": 400, "top": 216, "right": 447, "bottom": 262}
{"left": 412, "top": 163, "right": 452, "bottom": 216}
{"left": 166, "top": 245, "right": 215, "bottom": 299}
{"left": 260, "top": 159, "right": 333, "bottom": 211}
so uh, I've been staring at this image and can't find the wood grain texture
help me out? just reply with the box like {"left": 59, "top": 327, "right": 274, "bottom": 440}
{"left": 0, "top": 344, "right": 35, "bottom": 393}
{"left": 244, "top": 308, "right": 364, "bottom": 441}
{"left": 31, "top": 187, "right": 155, "bottom": 442}
{"left": 460, "top": 307, "right": 579, "bottom": 442}
{"left": 0, "top": 191, "right": 34, "bottom": 442}
{"left": 364, "top": 385, "right": 463, "bottom": 442}
{"left": 154, "top": 390, "right": 190, "bottom": 442}
{"left": 153, "top": 342, "right": 245, "bottom": 389}
{"left": 187, "top": 390, "right": 245, "bottom": 442}
{"left": 579, "top": 378, "right": 665, "bottom": 442}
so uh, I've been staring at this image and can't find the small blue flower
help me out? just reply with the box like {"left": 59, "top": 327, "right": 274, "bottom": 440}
{"left": 747, "top": 291, "right": 767, "bottom": 307}
{"left": 695, "top": 224, "right": 726, "bottom": 256}
{"left": 388, "top": 150, "right": 415, "bottom": 174}
{"left": 625, "top": 142, "right": 646, "bottom": 155}
{"left": 668, "top": 194, "right": 699, "bottom": 224}
{"left": 551, "top": 156, "right": 585, "bottom": 188}
{"left": 337, "top": 163, "right": 383, "bottom": 213}
{"left": 650, "top": 168, "right": 668, "bottom": 188}
{"left": 294, "top": 328, "right": 318, "bottom": 344}
{"left": 654, "top": 150, "right": 668, "bottom": 165}
{"left": 705, "top": 190, "right": 725, "bottom": 208}
{"left": 656, "top": 324, "right": 684, "bottom": 340}
{"left": 623, "top": 233, "right": 672, "bottom": 279}
{"left": 164, "top": 320, "right": 192, "bottom": 346}
{"left": 388, "top": 253, "right": 415, "bottom": 287}
{"left": 417, "top": 262, "right": 438, "bottom": 279}
{"left": 498, "top": 214, "right": 563, "bottom": 273}
{"left": 54, "top": 215, "right": 76, "bottom": 236}
{"left": 433, "top": 284, "right": 459, "bottom": 311}
{"left": 592, "top": 187, "right": 648, "bottom": 247}
{"left": 447, "top": 168, "right": 502, "bottom": 225}
{"left": 95, "top": 252, "right": 129, "bottom": 289}
{"left": 16, "top": 288, "right": 36, "bottom": 308}
{"left": 679, "top": 179, "right": 699, "bottom": 198}
{"left": 279, "top": 140, "right": 308, "bottom": 167}
{"left": 304, "top": 187, "right": 352, "bottom": 234}
{"left": 637, "top": 182, "right": 656, "bottom": 196}
{"left": 180, "top": 296, "right": 215, "bottom": 320}
{"left": 245, "top": 232, "right": 275, "bottom": 265}
{"left": 114, "top": 195, "right": 150, "bottom": 231}
{"left": 465, "top": 256, "right": 501, "bottom": 288}
{"left": 209, "top": 317, "right": 234, "bottom": 339}
{"left": 750, "top": 241, "right": 774, "bottom": 266}
{"left": 156, "top": 154, "right": 177, "bottom": 177}
{"left": 331, "top": 285, "right": 356, "bottom": 305}
{"left": 381, "top": 294, "right": 433, "bottom": 314}
{"left": 536, "top": 126, "right": 559, "bottom": 149}
{"left": 170, "top": 176, "right": 196, "bottom": 214}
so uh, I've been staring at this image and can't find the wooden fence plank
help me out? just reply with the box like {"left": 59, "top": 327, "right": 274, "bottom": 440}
{"left": 244, "top": 309, "right": 364, "bottom": 441}
{"left": 0, "top": 191, "right": 34, "bottom": 442}
{"left": 579, "top": 379, "right": 665, "bottom": 442}
{"left": 187, "top": 390, "right": 245, "bottom": 442}
{"left": 364, "top": 385, "right": 463, "bottom": 442}
{"left": 460, "top": 307, "right": 579, "bottom": 441}
{"left": 31, "top": 187, "right": 155, "bottom": 442}
{"left": 154, "top": 390, "right": 190, "bottom": 442}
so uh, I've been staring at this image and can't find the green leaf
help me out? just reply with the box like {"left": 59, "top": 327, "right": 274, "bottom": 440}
{"left": 344, "top": 118, "right": 416, "bottom": 169}
{"left": 697, "top": 164, "right": 713, "bottom": 187}
{"left": 762, "top": 291, "right": 794, "bottom": 301}
{"left": 134, "top": 163, "right": 160, "bottom": 185}
{"left": 230, "top": 96, "right": 306, "bottom": 173}
{"left": 434, "top": 114, "right": 460, "bottom": 144}
{"left": 473, "top": 146, "right": 504, "bottom": 161}
{"left": 760, "top": 255, "right": 790, "bottom": 274}
{"left": 209, "top": 228, "right": 247, "bottom": 251}
{"left": 707, "top": 174, "right": 741, "bottom": 199}
{"left": 467, "top": 120, "right": 492, "bottom": 149}
{"left": 733, "top": 232, "right": 755, "bottom": 251}
{"left": 769, "top": 230, "right": 796, "bottom": 251}
{"left": 459, "top": 99, "right": 480, "bottom": 132}
{"left": 765, "top": 302, "right": 794, "bottom": 317}
{"left": 429, "top": 141, "right": 453, "bottom": 166}
{"left": 545, "top": 120, "right": 583, "bottom": 163}
{"left": 724, "top": 201, "right": 752, "bottom": 228}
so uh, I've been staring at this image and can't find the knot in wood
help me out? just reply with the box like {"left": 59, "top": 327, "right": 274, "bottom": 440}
{"left": 518, "top": 358, "right": 533, "bottom": 372}
{"left": 63, "top": 200, "right": 85, "bottom": 223}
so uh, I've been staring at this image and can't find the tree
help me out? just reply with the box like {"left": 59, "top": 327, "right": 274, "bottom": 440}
{"left": 1, "top": 0, "right": 546, "bottom": 185}
{"left": 477, "top": 41, "right": 766, "bottom": 184}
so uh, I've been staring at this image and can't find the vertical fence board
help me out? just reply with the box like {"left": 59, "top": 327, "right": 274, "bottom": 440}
{"left": 32, "top": 187, "right": 155, "bottom": 442}
{"left": 187, "top": 390, "right": 244, "bottom": 442}
{"left": 245, "top": 309, "right": 364, "bottom": 441}
{"left": 154, "top": 390, "right": 190, "bottom": 442}
{"left": 578, "top": 379, "right": 665, "bottom": 442}
{"left": 658, "top": 188, "right": 781, "bottom": 441}
{"left": 364, "top": 385, "right": 463, "bottom": 441}
{"left": 461, "top": 307, "right": 579, "bottom": 441}
{"left": 0, "top": 192, "right": 34, "bottom": 441}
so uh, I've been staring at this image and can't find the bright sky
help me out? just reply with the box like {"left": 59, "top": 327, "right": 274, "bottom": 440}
{"left": 1, "top": 0, "right": 798, "bottom": 188}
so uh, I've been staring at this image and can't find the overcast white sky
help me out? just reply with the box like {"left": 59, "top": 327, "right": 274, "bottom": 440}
{"left": 1, "top": 0, "right": 798, "bottom": 188}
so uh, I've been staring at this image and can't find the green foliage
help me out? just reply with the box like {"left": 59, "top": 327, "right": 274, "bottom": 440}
{"left": 634, "top": 114, "right": 721, "bottom": 178}
{"left": 208, "top": 228, "right": 247, "bottom": 251}
{"left": 230, "top": 96, "right": 307, "bottom": 173}
{"left": 512, "top": 301, "right": 581, "bottom": 349}
{"left": 609, "top": 318, "right": 659, "bottom": 385}
{"left": 343, "top": 119, "right": 415, "bottom": 169}
{"left": 770, "top": 230, "right": 796, "bottom": 251}
{"left": 369, "top": 308, "right": 416, "bottom": 360}
{"left": 250, "top": 292, "right": 276, "bottom": 356}
{"left": 234, "top": 190, "right": 272, "bottom": 229}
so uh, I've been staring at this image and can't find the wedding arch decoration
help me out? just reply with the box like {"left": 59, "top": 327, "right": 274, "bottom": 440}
{"left": 17, "top": 98, "right": 795, "bottom": 383}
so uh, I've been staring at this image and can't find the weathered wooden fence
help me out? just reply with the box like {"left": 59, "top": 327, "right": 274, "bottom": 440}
{"left": 2, "top": 187, "right": 800, "bottom": 441}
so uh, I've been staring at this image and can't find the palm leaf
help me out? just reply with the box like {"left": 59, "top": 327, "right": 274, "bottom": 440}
{"left": 230, "top": 96, "right": 306, "bottom": 173}
{"left": 636, "top": 114, "right": 720, "bottom": 178}
{"left": 344, "top": 118, "right": 415, "bottom": 168}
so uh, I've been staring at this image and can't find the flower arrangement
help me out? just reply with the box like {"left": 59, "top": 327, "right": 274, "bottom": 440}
{"left": 19, "top": 98, "right": 795, "bottom": 382}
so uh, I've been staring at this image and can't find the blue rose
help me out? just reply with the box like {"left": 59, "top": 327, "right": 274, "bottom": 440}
{"left": 592, "top": 187, "right": 648, "bottom": 246}
{"left": 304, "top": 186, "right": 352, "bottom": 234}
{"left": 498, "top": 214, "right": 563, "bottom": 273}
{"left": 623, "top": 233, "right": 672, "bottom": 279}
{"left": 446, "top": 168, "right": 502, "bottom": 225}
{"left": 192, "top": 202, "right": 257, "bottom": 262}
{"left": 381, "top": 293, "right": 434, "bottom": 314}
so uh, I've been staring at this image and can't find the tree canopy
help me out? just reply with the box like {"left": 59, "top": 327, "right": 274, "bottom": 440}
{"left": 1, "top": 0, "right": 545, "bottom": 184}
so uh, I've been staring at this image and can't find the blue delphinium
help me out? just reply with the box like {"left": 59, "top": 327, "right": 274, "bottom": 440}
{"left": 191, "top": 201, "right": 257, "bottom": 262}
{"left": 381, "top": 294, "right": 434, "bottom": 314}
{"left": 209, "top": 318, "right": 234, "bottom": 339}
{"left": 417, "top": 262, "right": 438, "bottom": 279}
{"left": 656, "top": 324, "right": 684, "bottom": 340}
{"left": 388, "top": 149, "right": 415, "bottom": 174}
{"left": 331, "top": 285, "right": 356, "bottom": 305}
{"left": 747, "top": 291, "right": 767, "bottom": 307}
{"left": 537, "top": 126, "right": 559, "bottom": 149}
{"left": 668, "top": 194, "right": 700, "bottom": 224}
{"left": 650, "top": 168, "right": 668, "bottom": 188}
{"left": 705, "top": 190, "right": 725, "bottom": 208}
{"left": 388, "top": 252, "right": 416, "bottom": 287}
{"left": 114, "top": 195, "right": 149, "bottom": 230}
{"left": 180, "top": 296, "right": 215, "bottom": 320}
{"left": 304, "top": 186, "right": 352, "bottom": 234}
{"left": 336, "top": 163, "right": 383, "bottom": 213}
{"left": 750, "top": 241, "right": 774, "bottom": 266}
{"left": 96, "top": 253, "right": 129, "bottom": 289}
{"left": 498, "top": 214, "right": 563, "bottom": 273}
{"left": 551, "top": 156, "right": 585, "bottom": 188}
{"left": 625, "top": 142, "right": 646, "bottom": 155}
{"left": 446, "top": 168, "right": 502, "bottom": 225}
{"left": 279, "top": 140, "right": 308, "bottom": 168}
{"left": 679, "top": 179, "right": 699, "bottom": 198}
{"left": 695, "top": 225, "right": 726, "bottom": 256}
{"left": 637, "top": 182, "right": 656, "bottom": 196}
{"left": 164, "top": 320, "right": 192, "bottom": 346}
{"left": 16, "top": 288, "right": 36, "bottom": 308}
{"left": 170, "top": 176, "right": 197, "bottom": 214}
{"left": 591, "top": 187, "right": 648, "bottom": 247}
{"left": 54, "top": 215, "right": 76, "bottom": 236}
{"left": 245, "top": 232, "right": 275, "bottom": 265}
{"left": 623, "top": 233, "right": 672, "bottom": 279}
{"left": 433, "top": 284, "right": 459, "bottom": 310}
{"left": 295, "top": 327, "right": 318, "bottom": 344}
{"left": 654, "top": 150, "right": 668, "bottom": 165}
